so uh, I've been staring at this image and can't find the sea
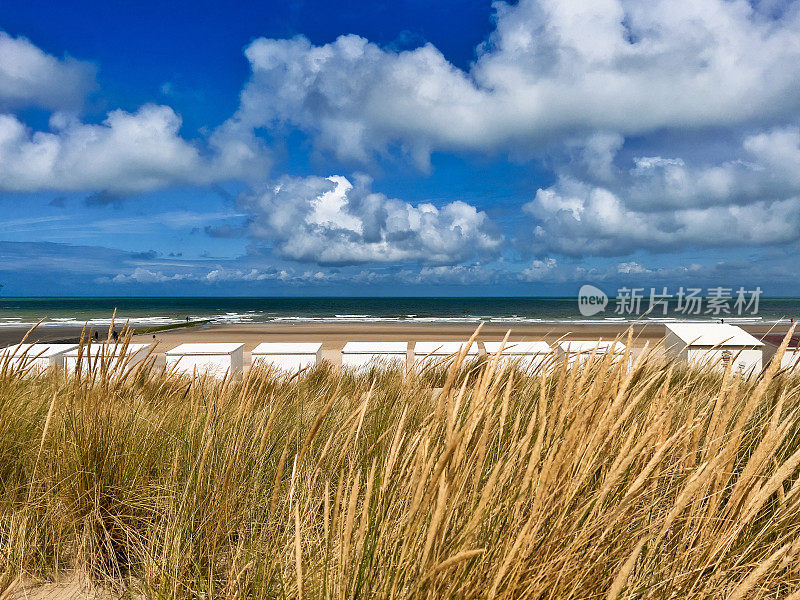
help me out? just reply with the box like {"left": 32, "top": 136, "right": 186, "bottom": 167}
{"left": 1, "top": 297, "right": 799, "bottom": 329}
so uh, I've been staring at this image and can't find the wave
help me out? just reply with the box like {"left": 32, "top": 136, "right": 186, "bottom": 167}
{"left": 0, "top": 311, "right": 786, "bottom": 329}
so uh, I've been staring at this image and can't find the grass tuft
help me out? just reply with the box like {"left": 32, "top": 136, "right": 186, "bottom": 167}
{"left": 3, "top": 329, "right": 800, "bottom": 598}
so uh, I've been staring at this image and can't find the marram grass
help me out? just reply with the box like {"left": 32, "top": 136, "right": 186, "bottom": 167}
{"left": 2, "top": 330, "right": 800, "bottom": 599}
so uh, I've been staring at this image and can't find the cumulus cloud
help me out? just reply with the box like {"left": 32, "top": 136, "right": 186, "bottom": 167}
{"left": 523, "top": 127, "right": 800, "bottom": 256}
{"left": 229, "top": 0, "right": 800, "bottom": 166}
{"left": 0, "top": 31, "right": 97, "bottom": 111}
{"left": 0, "top": 104, "right": 268, "bottom": 193}
{"left": 238, "top": 174, "right": 503, "bottom": 265}
{"left": 112, "top": 264, "right": 507, "bottom": 286}
{"left": 625, "top": 128, "right": 800, "bottom": 210}
{"left": 203, "top": 267, "right": 338, "bottom": 284}
{"left": 0, "top": 31, "right": 269, "bottom": 194}
{"left": 111, "top": 268, "right": 195, "bottom": 284}
{"left": 109, "top": 266, "right": 319, "bottom": 284}
{"left": 403, "top": 264, "right": 503, "bottom": 285}
{"left": 7, "top": 4, "right": 800, "bottom": 279}
{"left": 519, "top": 258, "right": 559, "bottom": 281}
{"left": 104, "top": 265, "right": 357, "bottom": 286}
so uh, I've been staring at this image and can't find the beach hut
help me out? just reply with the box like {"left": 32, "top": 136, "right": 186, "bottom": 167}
{"left": 342, "top": 342, "right": 407, "bottom": 368}
{"left": 166, "top": 343, "right": 244, "bottom": 378}
{"left": 757, "top": 333, "right": 800, "bottom": 371}
{"left": 556, "top": 340, "right": 627, "bottom": 368}
{"left": 64, "top": 343, "right": 151, "bottom": 373}
{"left": 413, "top": 341, "right": 479, "bottom": 366}
{"left": 483, "top": 341, "right": 553, "bottom": 370}
{"left": 251, "top": 342, "right": 322, "bottom": 371}
{"left": 664, "top": 323, "right": 763, "bottom": 375}
{"left": 1, "top": 343, "right": 78, "bottom": 372}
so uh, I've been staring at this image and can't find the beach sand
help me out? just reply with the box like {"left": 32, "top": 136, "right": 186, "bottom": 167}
{"left": 130, "top": 321, "right": 790, "bottom": 366}
{"left": 2, "top": 321, "right": 790, "bottom": 366}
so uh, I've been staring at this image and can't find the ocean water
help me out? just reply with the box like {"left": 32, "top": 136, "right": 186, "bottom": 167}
{"left": 1, "top": 297, "right": 799, "bottom": 328}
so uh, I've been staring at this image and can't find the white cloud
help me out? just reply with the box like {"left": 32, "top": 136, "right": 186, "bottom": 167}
{"left": 204, "top": 267, "right": 339, "bottom": 284}
{"left": 616, "top": 261, "right": 651, "bottom": 275}
{"left": 0, "top": 105, "right": 268, "bottom": 193}
{"left": 626, "top": 129, "right": 800, "bottom": 210}
{"left": 6, "top": 4, "right": 800, "bottom": 275}
{"left": 77, "top": 248, "right": 800, "bottom": 289}
{"left": 230, "top": 0, "right": 800, "bottom": 165}
{"left": 0, "top": 31, "right": 96, "bottom": 111}
{"left": 523, "top": 127, "right": 800, "bottom": 256}
{"left": 240, "top": 174, "right": 503, "bottom": 265}
{"left": 526, "top": 179, "right": 800, "bottom": 255}
{"left": 104, "top": 265, "right": 349, "bottom": 286}
{"left": 406, "top": 264, "right": 502, "bottom": 285}
{"left": 111, "top": 268, "right": 194, "bottom": 284}
{"left": 519, "top": 258, "right": 559, "bottom": 281}
{"left": 0, "top": 30, "right": 269, "bottom": 193}
{"left": 204, "top": 268, "right": 278, "bottom": 282}
{"left": 105, "top": 263, "right": 514, "bottom": 287}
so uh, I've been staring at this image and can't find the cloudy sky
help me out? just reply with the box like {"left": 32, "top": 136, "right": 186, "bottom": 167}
{"left": 2, "top": 0, "right": 800, "bottom": 296}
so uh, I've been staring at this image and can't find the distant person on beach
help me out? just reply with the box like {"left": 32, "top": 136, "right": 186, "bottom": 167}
{"left": 112, "top": 330, "right": 118, "bottom": 342}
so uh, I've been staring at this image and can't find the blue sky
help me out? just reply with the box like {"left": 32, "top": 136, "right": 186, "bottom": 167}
{"left": 2, "top": 0, "right": 800, "bottom": 296}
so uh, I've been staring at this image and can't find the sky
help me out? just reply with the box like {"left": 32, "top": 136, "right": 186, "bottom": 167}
{"left": 1, "top": 0, "right": 800, "bottom": 296}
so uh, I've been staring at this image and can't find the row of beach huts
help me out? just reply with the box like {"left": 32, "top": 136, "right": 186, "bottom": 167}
{"left": 2, "top": 323, "right": 798, "bottom": 378}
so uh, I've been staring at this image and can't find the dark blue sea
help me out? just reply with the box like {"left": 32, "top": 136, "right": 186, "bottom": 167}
{"left": 1, "top": 296, "right": 799, "bottom": 329}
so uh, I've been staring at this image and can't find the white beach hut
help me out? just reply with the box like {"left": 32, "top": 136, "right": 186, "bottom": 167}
{"left": 413, "top": 341, "right": 480, "bottom": 366}
{"left": 64, "top": 343, "right": 151, "bottom": 373}
{"left": 251, "top": 342, "right": 322, "bottom": 371}
{"left": 342, "top": 342, "right": 407, "bottom": 368}
{"left": 758, "top": 333, "right": 800, "bottom": 371}
{"left": 166, "top": 343, "right": 244, "bottom": 378}
{"left": 1, "top": 343, "right": 78, "bottom": 372}
{"left": 484, "top": 341, "right": 553, "bottom": 370}
{"left": 556, "top": 340, "right": 627, "bottom": 368}
{"left": 664, "top": 323, "right": 763, "bottom": 375}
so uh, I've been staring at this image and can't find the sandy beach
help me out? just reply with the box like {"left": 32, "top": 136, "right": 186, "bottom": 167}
{"left": 2, "top": 321, "right": 791, "bottom": 366}
{"left": 132, "top": 321, "right": 790, "bottom": 365}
